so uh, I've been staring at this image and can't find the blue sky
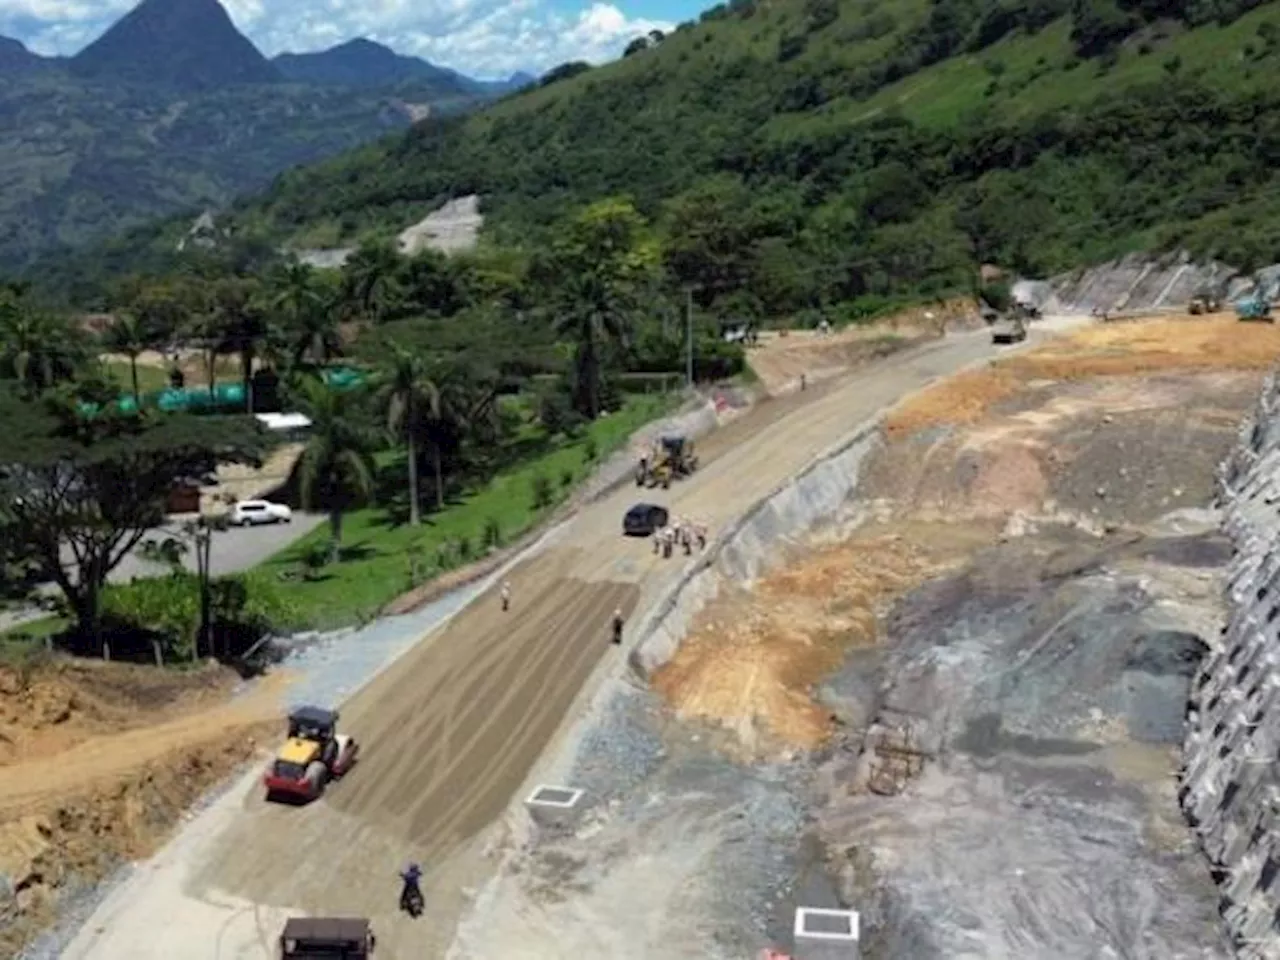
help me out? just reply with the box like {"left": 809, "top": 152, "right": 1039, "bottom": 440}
{"left": 0, "top": 0, "right": 706, "bottom": 78}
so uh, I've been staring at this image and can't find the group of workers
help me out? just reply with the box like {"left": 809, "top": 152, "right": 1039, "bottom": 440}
{"left": 653, "top": 516, "right": 707, "bottom": 558}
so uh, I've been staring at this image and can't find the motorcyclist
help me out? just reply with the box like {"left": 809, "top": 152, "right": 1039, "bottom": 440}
{"left": 400, "top": 863, "right": 423, "bottom": 912}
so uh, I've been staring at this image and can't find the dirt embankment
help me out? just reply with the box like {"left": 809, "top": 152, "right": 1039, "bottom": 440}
{"left": 0, "top": 660, "right": 279, "bottom": 957}
{"left": 643, "top": 314, "right": 1270, "bottom": 956}
{"left": 744, "top": 297, "right": 981, "bottom": 395}
{"left": 658, "top": 316, "right": 1271, "bottom": 753}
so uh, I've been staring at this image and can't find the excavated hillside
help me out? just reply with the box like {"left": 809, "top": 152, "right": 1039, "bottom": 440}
{"left": 451, "top": 314, "right": 1278, "bottom": 958}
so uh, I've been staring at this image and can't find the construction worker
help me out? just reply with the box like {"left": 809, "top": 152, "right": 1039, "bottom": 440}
{"left": 500, "top": 580, "right": 511, "bottom": 612}
{"left": 399, "top": 863, "right": 424, "bottom": 915}
{"left": 612, "top": 608, "right": 624, "bottom": 645}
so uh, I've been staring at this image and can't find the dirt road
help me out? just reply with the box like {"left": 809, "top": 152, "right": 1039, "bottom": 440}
{"left": 59, "top": 323, "right": 1071, "bottom": 960}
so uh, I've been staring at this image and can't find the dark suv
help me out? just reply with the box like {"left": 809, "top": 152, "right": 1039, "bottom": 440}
{"left": 623, "top": 502, "right": 669, "bottom": 536}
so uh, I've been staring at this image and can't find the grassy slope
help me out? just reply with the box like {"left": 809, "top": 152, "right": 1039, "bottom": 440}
{"left": 33, "top": 0, "right": 1280, "bottom": 291}
{"left": 259, "top": 393, "right": 674, "bottom": 628}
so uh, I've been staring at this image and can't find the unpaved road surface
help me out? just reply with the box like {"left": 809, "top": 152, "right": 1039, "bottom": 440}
{"left": 56, "top": 323, "right": 1079, "bottom": 960}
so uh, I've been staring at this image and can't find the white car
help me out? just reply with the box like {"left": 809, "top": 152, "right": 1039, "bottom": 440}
{"left": 230, "top": 499, "right": 293, "bottom": 526}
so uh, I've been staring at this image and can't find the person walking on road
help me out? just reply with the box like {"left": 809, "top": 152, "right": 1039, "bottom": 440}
{"left": 501, "top": 580, "right": 511, "bottom": 612}
{"left": 612, "top": 608, "right": 625, "bottom": 645}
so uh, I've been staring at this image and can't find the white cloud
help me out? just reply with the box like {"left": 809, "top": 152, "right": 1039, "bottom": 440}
{"left": 0, "top": 0, "right": 672, "bottom": 76}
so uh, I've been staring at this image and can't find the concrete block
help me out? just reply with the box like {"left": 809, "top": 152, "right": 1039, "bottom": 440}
{"left": 793, "top": 908, "right": 860, "bottom": 960}
{"left": 523, "top": 785, "right": 584, "bottom": 829}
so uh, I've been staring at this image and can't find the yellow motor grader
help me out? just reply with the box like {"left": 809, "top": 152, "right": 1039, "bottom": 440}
{"left": 635, "top": 435, "right": 698, "bottom": 489}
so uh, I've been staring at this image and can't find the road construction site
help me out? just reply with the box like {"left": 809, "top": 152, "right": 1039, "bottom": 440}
{"left": 7, "top": 309, "right": 1280, "bottom": 959}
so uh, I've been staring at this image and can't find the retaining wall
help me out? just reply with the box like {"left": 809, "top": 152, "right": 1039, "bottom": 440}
{"left": 1182, "top": 370, "right": 1280, "bottom": 960}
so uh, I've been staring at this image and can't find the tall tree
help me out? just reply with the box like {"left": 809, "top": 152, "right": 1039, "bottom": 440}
{"left": 0, "top": 384, "right": 265, "bottom": 650}
{"left": 342, "top": 240, "right": 403, "bottom": 322}
{"left": 290, "top": 307, "right": 344, "bottom": 370}
{"left": 212, "top": 278, "right": 268, "bottom": 412}
{"left": 293, "top": 377, "right": 376, "bottom": 562}
{"left": 376, "top": 346, "right": 440, "bottom": 524}
{"left": 0, "top": 292, "right": 81, "bottom": 397}
{"left": 538, "top": 198, "right": 660, "bottom": 419}
{"left": 103, "top": 312, "right": 149, "bottom": 404}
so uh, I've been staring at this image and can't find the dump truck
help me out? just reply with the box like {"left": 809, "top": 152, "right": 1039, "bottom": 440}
{"left": 636, "top": 435, "right": 698, "bottom": 489}
{"left": 263, "top": 706, "right": 358, "bottom": 801}
{"left": 280, "top": 918, "right": 375, "bottom": 959}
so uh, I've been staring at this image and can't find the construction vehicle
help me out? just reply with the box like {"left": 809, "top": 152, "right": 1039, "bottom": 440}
{"left": 635, "top": 435, "right": 698, "bottom": 489}
{"left": 263, "top": 706, "right": 358, "bottom": 802}
{"left": 990, "top": 313, "right": 1027, "bottom": 344}
{"left": 1235, "top": 292, "right": 1273, "bottom": 322}
{"left": 1188, "top": 289, "right": 1223, "bottom": 315}
{"left": 279, "top": 918, "right": 375, "bottom": 959}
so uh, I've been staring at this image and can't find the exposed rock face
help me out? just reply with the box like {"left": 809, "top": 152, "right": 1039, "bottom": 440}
{"left": 1184, "top": 370, "right": 1280, "bottom": 955}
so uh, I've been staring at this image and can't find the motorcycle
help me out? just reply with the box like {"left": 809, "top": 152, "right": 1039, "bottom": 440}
{"left": 400, "top": 884, "right": 424, "bottom": 918}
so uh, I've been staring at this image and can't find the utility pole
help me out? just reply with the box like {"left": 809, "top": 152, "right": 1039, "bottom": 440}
{"left": 685, "top": 286, "right": 694, "bottom": 390}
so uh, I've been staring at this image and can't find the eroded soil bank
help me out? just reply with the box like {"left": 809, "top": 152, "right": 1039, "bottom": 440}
{"left": 450, "top": 316, "right": 1278, "bottom": 958}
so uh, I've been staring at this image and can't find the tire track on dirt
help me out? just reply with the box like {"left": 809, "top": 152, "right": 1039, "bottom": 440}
{"left": 330, "top": 579, "right": 635, "bottom": 849}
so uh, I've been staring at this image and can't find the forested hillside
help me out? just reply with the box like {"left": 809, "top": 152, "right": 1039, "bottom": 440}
{"left": 33, "top": 0, "right": 1280, "bottom": 320}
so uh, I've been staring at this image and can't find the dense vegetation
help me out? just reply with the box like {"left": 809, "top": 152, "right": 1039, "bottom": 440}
{"left": 47, "top": 0, "right": 1280, "bottom": 324}
{"left": 0, "top": 196, "right": 728, "bottom": 656}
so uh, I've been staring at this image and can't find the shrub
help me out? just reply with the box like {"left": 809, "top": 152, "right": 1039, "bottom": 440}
{"left": 482, "top": 517, "right": 502, "bottom": 550}
{"left": 531, "top": 473, "right": 554, "bottom": 509}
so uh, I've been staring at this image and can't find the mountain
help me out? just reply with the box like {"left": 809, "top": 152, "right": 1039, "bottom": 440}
{"left": 0, "top": 0, "right": 514, "bottom": 269}
{"left": 273, "top": 40, "right": 534, "bottom": 95}
{"left": 274, "top": 38, "right": 457, "bottom": 88}
{"left": 110, "top": 0, "right": 1274, "bottom": 311}
{"left": 69, "top": 0, "right": 280, "bottom": 90}
{"left": 49, "top": 0, "right": 1280, "bottom": 304}
{"left": 0, "top": 35, "right": 49, "bottom": 73}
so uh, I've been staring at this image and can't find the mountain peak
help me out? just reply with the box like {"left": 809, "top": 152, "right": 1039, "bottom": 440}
{"left": 0, "top": 34, "right": 47, "bottom": 73}
{"left": 272, "top": 37, "right": 455, "bottom": 89}
{"left": 70, "top": 0, "right": 279, "bottom": 91}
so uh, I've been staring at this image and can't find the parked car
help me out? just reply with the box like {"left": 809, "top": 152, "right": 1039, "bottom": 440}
{"left": 623, "top": 502, "right": 669, "bottom": 537}
{"left": 230, "top": 499, "right": 292, "bottom": 526}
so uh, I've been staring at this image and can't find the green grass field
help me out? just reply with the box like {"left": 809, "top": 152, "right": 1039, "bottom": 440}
{"left": 261, "top": 393, "right": 677, "bottom": 628}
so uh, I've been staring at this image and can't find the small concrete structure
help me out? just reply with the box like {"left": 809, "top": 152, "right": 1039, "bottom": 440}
{"left": 524, "top": 785, "right": 584, "bottom": 829}
{"left": 792, "top": 907, "right": 859, "bottom": 959}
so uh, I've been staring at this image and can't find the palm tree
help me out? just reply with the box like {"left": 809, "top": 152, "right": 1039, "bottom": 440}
{"left": 552, "top": 270, "right": 635, "bottom": 420}
{"left": 104, "top": 312, "right": 148, "bottom": 404}
{"left": 0, "top": 297, "right": 80, "bottom": 397}
{"left": 270, "top": 261, "right": 323, "bottom": 328}
{"left": 212, "top": 279, "right": 267, "bottom": 412}
{"left": 291, "top": 308, "right": 344, "bottom": 370}
{"left": 294, "top": 377, "right": 376, "bottom": 563}
{"left": 376, "top": 346, "right": 440, "bottom": 525}
{"left": 343, "top": 241, "right": 402, "bottom": 322}
{"left": 266, "top": 261, "right": 342, "bottom": 368}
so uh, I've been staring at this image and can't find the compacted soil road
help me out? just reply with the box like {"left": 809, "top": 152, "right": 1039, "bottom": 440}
{"left": 59, "top": 323, "right": 1076, "bottom": 960}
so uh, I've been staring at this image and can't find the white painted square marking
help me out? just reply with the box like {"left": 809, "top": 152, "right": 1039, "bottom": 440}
{"left": 794, "top": 907, "right": 860, "bottom": 941}
{"left": 526, "top": 785, "right": 584, "bottom": 808}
